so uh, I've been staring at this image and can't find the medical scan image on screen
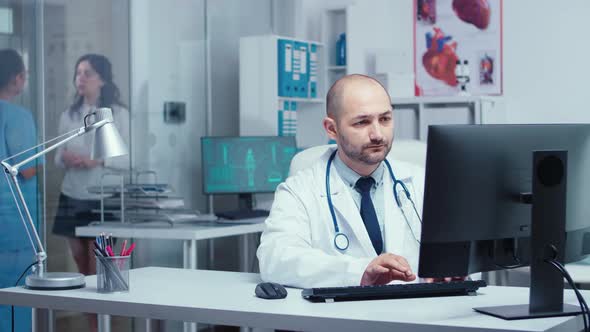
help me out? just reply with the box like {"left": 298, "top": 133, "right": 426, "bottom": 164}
{"left": 201, "top": 136, "right": 297, "bottom": 194}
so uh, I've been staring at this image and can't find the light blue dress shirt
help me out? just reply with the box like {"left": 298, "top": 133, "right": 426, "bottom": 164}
{"left": 333, "top": 153, "right": 386, "bottom": 238}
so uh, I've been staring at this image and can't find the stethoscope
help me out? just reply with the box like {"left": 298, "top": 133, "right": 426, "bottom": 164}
{"left": 326, "top": 149, "right": 423, "bottom": 251}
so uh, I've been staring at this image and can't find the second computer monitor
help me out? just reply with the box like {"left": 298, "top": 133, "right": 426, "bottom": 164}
{"left": 201, "top": 136, "right": 297, "bottom": 195}
{"left": 418, "top": 124, "right": 590, "bottom": 319}
{"left": 419, "top": 124, "right": 590, "bottom": 278}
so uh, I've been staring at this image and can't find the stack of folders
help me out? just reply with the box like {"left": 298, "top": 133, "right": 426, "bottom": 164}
{"left": 87, "top": 183, "right": 172, "bottom": 195}
{"left": 94, "top": 183, "right": 209, "bottom": 224}
{"left": 124, "top": 208, "right": 207, "bottom": 223}
{"left": 104, "top": 196, "right": 185, "bottom": 209}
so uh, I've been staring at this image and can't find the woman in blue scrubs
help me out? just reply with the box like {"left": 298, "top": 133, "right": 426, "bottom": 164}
{"left": 0, "top": 48, "right": 40, "bottom": 332}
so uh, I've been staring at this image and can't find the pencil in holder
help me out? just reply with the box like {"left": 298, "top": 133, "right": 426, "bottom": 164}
{"left": 96, "top": 255, "right": 130, "bottom": 293}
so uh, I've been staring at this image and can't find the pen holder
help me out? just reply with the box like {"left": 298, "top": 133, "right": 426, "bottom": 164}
{"left": 96, "top": 255, "right": 130, "bottom": 293}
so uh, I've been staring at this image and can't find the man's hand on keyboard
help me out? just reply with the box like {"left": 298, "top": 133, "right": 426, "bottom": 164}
{"left": 360, "top": 253, "right": 416, "bottom": 286}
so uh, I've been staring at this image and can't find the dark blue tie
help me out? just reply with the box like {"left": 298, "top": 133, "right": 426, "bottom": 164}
{"left": 355, "top": 177, "right": 383, "bottom": 255}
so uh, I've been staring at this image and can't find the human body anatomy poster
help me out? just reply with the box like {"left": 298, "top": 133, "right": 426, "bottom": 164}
{"left": 414, "top": 0, "right": 502, "bottom": 96}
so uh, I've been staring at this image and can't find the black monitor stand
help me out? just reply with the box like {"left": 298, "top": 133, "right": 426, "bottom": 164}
{"left": 475, "top": 150, "right": 582, "bottom": 319}
{"left": 215, "top": 193, "right": 270, "bottom": 220}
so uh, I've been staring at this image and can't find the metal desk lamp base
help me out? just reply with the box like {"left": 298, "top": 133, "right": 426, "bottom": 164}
{"left": 26, "top": 272, "right": 86, "bottom": 290}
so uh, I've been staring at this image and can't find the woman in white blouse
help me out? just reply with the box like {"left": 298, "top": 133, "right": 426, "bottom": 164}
{"left": 53, "top": 54, "right": 129, "bottom": 329}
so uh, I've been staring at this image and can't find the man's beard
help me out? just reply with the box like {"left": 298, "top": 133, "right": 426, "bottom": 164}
{"left": 338, "top": 133, "right": 392, "bottom": 165}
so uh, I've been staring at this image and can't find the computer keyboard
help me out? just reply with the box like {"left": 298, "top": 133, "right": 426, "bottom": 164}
{"left": 216, "top": 209, "right": 269, "bottom": 220}
{"left": 301, "top": 280, "right": 487, "bottom": 302}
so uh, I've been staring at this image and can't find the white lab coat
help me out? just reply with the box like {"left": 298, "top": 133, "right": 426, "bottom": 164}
{"left": 257, "top": 147, "right": 425, "bottom": 288}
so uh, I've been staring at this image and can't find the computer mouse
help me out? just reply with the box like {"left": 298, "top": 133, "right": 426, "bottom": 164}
{"left": 255, "top": 282, "right": 288, "bottom": 299}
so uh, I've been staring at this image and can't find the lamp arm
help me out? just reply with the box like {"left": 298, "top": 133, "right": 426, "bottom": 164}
{"left": 2, "top": 116, "right": 111, "bottom": 173}
{"left": 1, "top": 169, "right": 47, "bottom": 273}
{"left": 6, "top": 127, "right": 87, "bottom": 174}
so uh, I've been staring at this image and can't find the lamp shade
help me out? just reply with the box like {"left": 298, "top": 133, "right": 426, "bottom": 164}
{"left": 89, "top": 107, "right": 128, "bottom": 160}
{"left": 91, "top": 122, "right": 128, "bottom": 160}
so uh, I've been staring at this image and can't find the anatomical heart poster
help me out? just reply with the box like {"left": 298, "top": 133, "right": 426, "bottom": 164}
{"left": 414, "top": 0, "right": 502, "bottom": 96}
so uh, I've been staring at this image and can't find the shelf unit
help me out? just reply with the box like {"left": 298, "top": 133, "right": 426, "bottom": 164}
{"left": 392, "top": 96, "right": 506, "bottom": 140}
{"left": 327, "top": 65, "right": 346, "bottom": 71}
{"left": 321, "top": 7, "right": 349, "bottom": 93}
{"left": 278, "top": 96, "right": 324, "bottom": 104}
{"left": 239, "top": 34, "right": 327, "bottom": 148}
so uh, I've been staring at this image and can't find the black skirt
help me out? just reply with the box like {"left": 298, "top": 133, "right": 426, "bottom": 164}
{"left": 52, "top": 193, "right": 108, "bottom": 237}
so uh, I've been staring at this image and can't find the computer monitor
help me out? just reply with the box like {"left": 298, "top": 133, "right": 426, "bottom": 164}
{"left": 418, "top": 124, "right": 590, "bottom": 320}
{"left": 201, "top": 136, "right": 297, "bottom": 214}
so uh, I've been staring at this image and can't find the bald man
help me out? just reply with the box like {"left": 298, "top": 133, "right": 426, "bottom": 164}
{"left": 257, "top": 74, "right": 426, "bottom": 288}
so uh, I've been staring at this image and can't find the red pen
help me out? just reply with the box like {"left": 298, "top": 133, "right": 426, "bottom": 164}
{"left": 124, "top": 243, "right": 136, "bottom": 256}
{"left": 120, "top": 240, "right": 127, "bottom": 256}
{"left": 106, "top": 246, "right": 115, "bottom": 257}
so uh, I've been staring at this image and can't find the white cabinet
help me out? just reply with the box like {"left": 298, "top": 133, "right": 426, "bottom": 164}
{"left": 239, "top": 34, "right": 326, "bottom": 148}
{"left": 392, "top": 96, "right": 506, "bottom": 140}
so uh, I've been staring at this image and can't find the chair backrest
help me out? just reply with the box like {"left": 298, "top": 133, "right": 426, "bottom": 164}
{"left": 288, "top": 139, "right": 427, "bottom": 176}
{"left": 389, "top": 139, "right": 427, "bottom": 168}
{"left": 289, "top": 144, "right": 335, "bottom": 176}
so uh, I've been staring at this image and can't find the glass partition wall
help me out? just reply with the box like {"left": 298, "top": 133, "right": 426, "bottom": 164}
{"left": 1, "top": 0, "right": 132, "bottom": 330}
{"left": 1, "top": 0, "right": 211, "bottom": 330}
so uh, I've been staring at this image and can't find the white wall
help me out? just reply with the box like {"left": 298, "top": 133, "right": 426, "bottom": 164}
{"left": 298, "top": 0, "right": 590, "bottom": 124}
{"left": 130, "top": 0, "right": 207, "bottom": 213}
{"left": 503, "top": 0, "right": 590, "bottom": 123}
{"left": 208, "top": 0, "right": 273, "bottom": 136}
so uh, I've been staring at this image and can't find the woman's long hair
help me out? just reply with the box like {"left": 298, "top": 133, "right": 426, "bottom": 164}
{"left": 69, "top": 54, "right": 125, "bottom": 117}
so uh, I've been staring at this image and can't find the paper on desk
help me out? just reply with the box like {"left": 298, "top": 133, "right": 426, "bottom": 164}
{"left": 120, "top": 209, "right": 216, "bottom": 223}
{"left": 104, "top": 197, "right": 185, "bottom": 209}
{"left": 87, "top": 183, "right": 173, "bottom": 195}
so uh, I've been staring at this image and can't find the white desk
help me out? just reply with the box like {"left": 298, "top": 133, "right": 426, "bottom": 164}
{"left": 564, "top": 263, "right": 590, "bottom": 287}
{"left": 0, "top": 267, "right": 587, "bottom": 332}
{"left": 76, "top": 220, "right": 265, "bottom": 332}
{"left": 76, "top": 219, "right": 265, "bottom": 270}
{"left": 490, "top": 263, "right": 590, "bottom": 290}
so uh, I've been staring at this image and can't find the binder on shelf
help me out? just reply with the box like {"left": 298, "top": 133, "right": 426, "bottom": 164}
{"left": 287, "top": 101, "right": 297, "bottom": 136}
{"left": 278, "top": 101, "right": 286, "bottom": 136}
{"left": 293, "top": 41, "right": 309, "bottom": 98}
{"left": 290, "top": 40, "right": 301, "bottom": 97}
{"left": 278, "top": 101, "right": 297, "bottom": 137}
{"left": 278, "top": 38, "right": 294, "bottom": 97}
{"left": 309, "top": 43, "right": 319, "bottom": 99}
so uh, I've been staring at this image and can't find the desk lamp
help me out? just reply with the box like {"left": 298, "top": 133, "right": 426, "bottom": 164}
{"left": 1, "top": 107, "right": 128, "bottom": 290}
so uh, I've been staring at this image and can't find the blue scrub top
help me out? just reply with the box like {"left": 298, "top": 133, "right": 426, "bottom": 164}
{"left": 0, "top": 100, "right": 41, "bottom": 251}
